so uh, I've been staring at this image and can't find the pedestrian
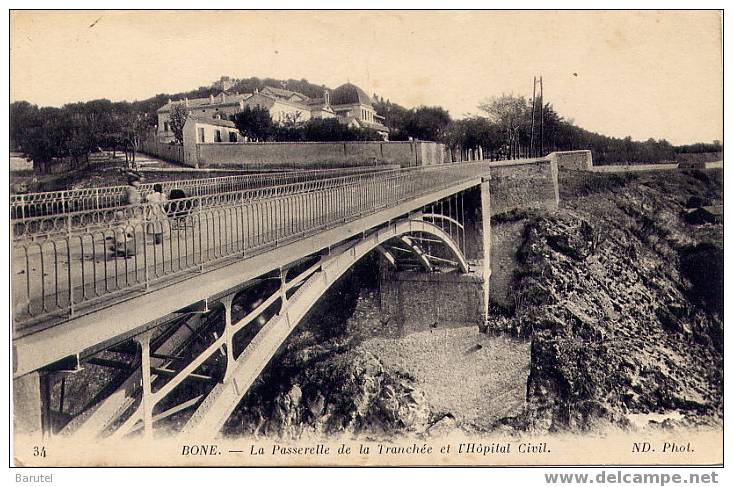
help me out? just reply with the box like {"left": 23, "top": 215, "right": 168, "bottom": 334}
{"left": 146, "top": 183, "right": 168, "bottom": 245}
{"left": 109, "top": 171, "right": 145, "bottom": 257}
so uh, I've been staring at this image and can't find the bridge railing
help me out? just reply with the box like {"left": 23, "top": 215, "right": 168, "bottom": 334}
{"left": 12, "top": 169, "right": 406, "bottom": 242}
{"left": 9, "top": 166, "right": 394, "bottom": 219}
{"left": 12, "top": 162, "right": 489, "bottom": 328}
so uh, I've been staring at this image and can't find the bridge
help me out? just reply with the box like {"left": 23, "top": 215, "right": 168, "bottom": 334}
{"left": 11, "top": 156, "right": 564, "bottom": 441}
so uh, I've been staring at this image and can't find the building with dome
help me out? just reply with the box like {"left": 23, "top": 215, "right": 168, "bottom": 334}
{"left": 157, "top": 81, "right": 390, "bottom": 142}
{"left": 327, "top": 83, "right": 390, "bottom": 140}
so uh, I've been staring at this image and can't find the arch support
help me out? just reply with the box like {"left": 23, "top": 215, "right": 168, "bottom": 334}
{"left": 181, "top": 218, "right": 470, "bottom": 438}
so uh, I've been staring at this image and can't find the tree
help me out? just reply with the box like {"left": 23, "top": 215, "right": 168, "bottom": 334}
{"left": 169, "top": 104, "right": 188, "bottom": 144}
{"left": 233, "top": 106, "right": 273, "bottom": 141}
{"left": 371, "top": 99, "right": 451, "bottom": 142}
{"left": 478, "top": 94, "right": 529, "bottom": 159}
{"left": 404, "top": 106, "right": 451, "bottom": 141}
{"left": 269, "top": 118, "right": 383, "bottom": 142}
{"left": 10, "top": 101, "right": 39, "bottom": 151}
{"left": 373, "top": 97, "right": 410, "bottom": 140}
{"left": 119, "top": 111, "right": 156, "bottom": 167}
{"left": 443, "top": 117, "right": 503, "bottom": 160}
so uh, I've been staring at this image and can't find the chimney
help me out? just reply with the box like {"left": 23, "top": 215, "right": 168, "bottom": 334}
{"left": 239, "top": 100, "right": 245, "bottom": 110}
{"left": 210, "top": 94, "right": 214, "bottom": 104}
{"left": 222, "top": 93, "right": 226, "bottom": 103}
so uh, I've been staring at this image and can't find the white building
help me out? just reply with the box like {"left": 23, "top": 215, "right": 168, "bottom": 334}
{"left": 156, "top": 81, "right": 391, "bottom": 143}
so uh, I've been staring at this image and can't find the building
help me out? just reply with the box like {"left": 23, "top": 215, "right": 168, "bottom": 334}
{"left": 242, "top": 89, "right": 315, "bottom": 125}
{"left": 156, "top": 92, "right": 251, "bottom": 143}
{"left": 212, "top": 76, "right": 235, "bottom": 92}
{"left": 183, "top": 116, "right": 243, "bottom": 145}
{"left": 156, "top": 80, "right": 390, "bottom": 143}
{"left": 329, "top": 83, "right": 390, "bottom": 140}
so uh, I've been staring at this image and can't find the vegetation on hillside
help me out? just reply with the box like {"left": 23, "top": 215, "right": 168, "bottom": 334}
{"left": 10, "top": 75, "right": 722, "bottom": 168}
{"left": 491, "top": 170, "right": 723, "bottom": 432}
{"left": 373, "top": 95, "right": 722, "bottom": 164}
{"left": 233, "top": 106, "right": 383, "bottom": 143}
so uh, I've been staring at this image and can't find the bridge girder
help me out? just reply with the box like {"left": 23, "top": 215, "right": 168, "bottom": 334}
{"left": 80, "top": 217, "right": 469, "bottom": 440}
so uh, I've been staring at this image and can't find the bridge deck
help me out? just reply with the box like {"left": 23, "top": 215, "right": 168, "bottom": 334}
{"left": 10, "top": 165, "right": 396, "bottom": 219}
{"left": 12, "top": 162, "right": 492, "bottom": 377}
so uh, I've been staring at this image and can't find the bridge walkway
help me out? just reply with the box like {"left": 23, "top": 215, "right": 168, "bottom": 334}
{"left": 13, "top": 162, "right": 492, "bottom": 378}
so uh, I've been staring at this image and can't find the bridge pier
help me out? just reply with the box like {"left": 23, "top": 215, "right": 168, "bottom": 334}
{"left": 378, "top": 179, "right": 492, "bottom": 335}
{"left": 133, "top": 330, "right": 156, "bottom": 439}
{"left": 13, "top": 372, "right": 49, "bottom": 438}
{"left": 379, "top": 267, "right": 486, "bottom": 335}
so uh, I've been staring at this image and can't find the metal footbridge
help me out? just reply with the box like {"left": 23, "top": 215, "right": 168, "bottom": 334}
{"left": 12, "top": 162, "right": 493, "bottom": 440}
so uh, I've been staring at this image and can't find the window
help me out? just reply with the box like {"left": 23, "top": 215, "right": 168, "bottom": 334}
{"left": 198, "top": 127, "right": 205, "bottom": 143}
{"left": 229, "top": 132, "right": 237, "bottom": 142}
{"left": 215, "top": 130, "right": 222, "bottom": 143}
{"left": 164, "top": 122, "right": 169, "bottom": 132}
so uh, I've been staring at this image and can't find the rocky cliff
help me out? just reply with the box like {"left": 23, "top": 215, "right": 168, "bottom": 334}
{"left": 501, "top": 169, "right": 723, "bottom": 432}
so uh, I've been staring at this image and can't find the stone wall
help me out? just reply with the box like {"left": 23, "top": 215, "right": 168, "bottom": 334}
{"left": 548, "top": 150, "right": 593, "bottom": 170}
{"left": 379, "top": 269, "right": 485, "bottom": 336}
{"left": 488, "top": 158, "right": 559, "bottom": 216}
{"left": 13, "top": 372, "right": 43, "bottom": 436}
{"left": 188, "top": 140, "right": 445, "bottom": 169}
{"left": 139, "top": 134, "right": 186, "bottom": 165}
{"left": 489, "top": 218, "right": 527, "bottom": 310}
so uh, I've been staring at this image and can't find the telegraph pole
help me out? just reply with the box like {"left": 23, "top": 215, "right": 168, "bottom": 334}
{"left": 530, "top": 77, "right": 537, "bottom": 157}
{"left": 539, "top": 76, "right": 544, "bottom": 156}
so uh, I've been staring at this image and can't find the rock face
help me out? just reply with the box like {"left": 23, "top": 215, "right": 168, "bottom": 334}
{"left": 225, "top": 169, "right": 723, "bottom": 438}
{"left": 227, "top": 345, "right": 430, "bottom": 439}
{"left": 224, "top": 261, "right": 431, "bottom": 439}
{"left": 500, "top": 170, "right": 723, "bottom": 432}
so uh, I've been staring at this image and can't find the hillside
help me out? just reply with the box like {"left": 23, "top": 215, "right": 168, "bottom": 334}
{"left": 126, "top": 77, "right": 334, "bottom": 117}
{"left": 496, "top": 169, "right": 723, "bottom": 432}
{"left": 221, "top": 168, "right": 723, "bottom": 438}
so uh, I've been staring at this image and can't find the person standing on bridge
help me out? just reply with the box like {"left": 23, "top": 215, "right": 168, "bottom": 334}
{"left": 109, "top": 171, "right": 145, "bottom": 257}
{"left": 145, "top": 183, "right": 168, "bottom": 245}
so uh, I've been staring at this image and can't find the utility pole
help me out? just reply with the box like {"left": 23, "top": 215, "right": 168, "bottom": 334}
{"left": 539, "top": 76, "right": 544, "bottom": 156}
{"left": 530, "top": 77, "right": 537, "bottom": 157}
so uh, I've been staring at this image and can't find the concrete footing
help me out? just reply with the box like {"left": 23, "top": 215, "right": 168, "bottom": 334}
{"left": 13, "top": 372, "right": 47, "bottom": 437}
{"left": 379, "top": 267, "right": 487, "bottom": 336}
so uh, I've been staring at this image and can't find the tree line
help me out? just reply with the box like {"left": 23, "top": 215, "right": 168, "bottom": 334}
{"left": 372, "top": 94, "right": 722, "bottom": 164}
{"left": 9, "top": 76, "right": 338, "bottom": 166}
{"left": 10, "top": 76, "right": 722, "bottom": 167}
{"left": 230, "top": 106, "right": 384, "bottom": 143}
{"left": 10, "top": 99, "right": 155, "bottom": 165}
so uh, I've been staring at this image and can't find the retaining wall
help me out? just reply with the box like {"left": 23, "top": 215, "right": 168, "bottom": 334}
{"left": 139, "top": 135, "right": 186, "bottom": 165}
{"left": 548, "top": 150, "right": 593, "bottom": 170}
{"left": 489, "top": 219, "right": 527, "bottom": 310}
{"left": 189, "top": 140, "right": 445, "bottom": 169}
{"left": 379, "top": 270, "right": 485, "bottom": 335}
{"left": 488, "top": 158, "right": 559, "bottom": 216}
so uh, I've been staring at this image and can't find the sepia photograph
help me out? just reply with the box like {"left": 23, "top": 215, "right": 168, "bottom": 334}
{"left": 7, "top": 8, "right": 725, "bottom": 471}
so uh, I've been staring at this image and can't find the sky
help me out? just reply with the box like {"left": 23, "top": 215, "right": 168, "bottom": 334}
{"left": 10, "top": 10, "right": 723, "bottom": 145}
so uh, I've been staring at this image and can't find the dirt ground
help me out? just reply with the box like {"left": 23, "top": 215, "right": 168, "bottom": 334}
{"left": 356, "top": 326, "right": 530, "bottom": 431}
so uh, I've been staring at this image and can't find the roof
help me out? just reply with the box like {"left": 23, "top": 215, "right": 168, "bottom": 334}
{"left": 187, "top": 116, "right": 236, "bottom": 128}
{"left": 306, "top": 97, "right": 326, "bottom": 106}
{"left": 247, "top": 91, "right": 310, "bottom": 111}
{"left": 157, "top": 93, "right": 252, "bottom": 113}
{"left": 260, "top": 86, "right": 309, "bottom": 101}
{"left": 330, "top": 83, "right": 373, "bottom": 107}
